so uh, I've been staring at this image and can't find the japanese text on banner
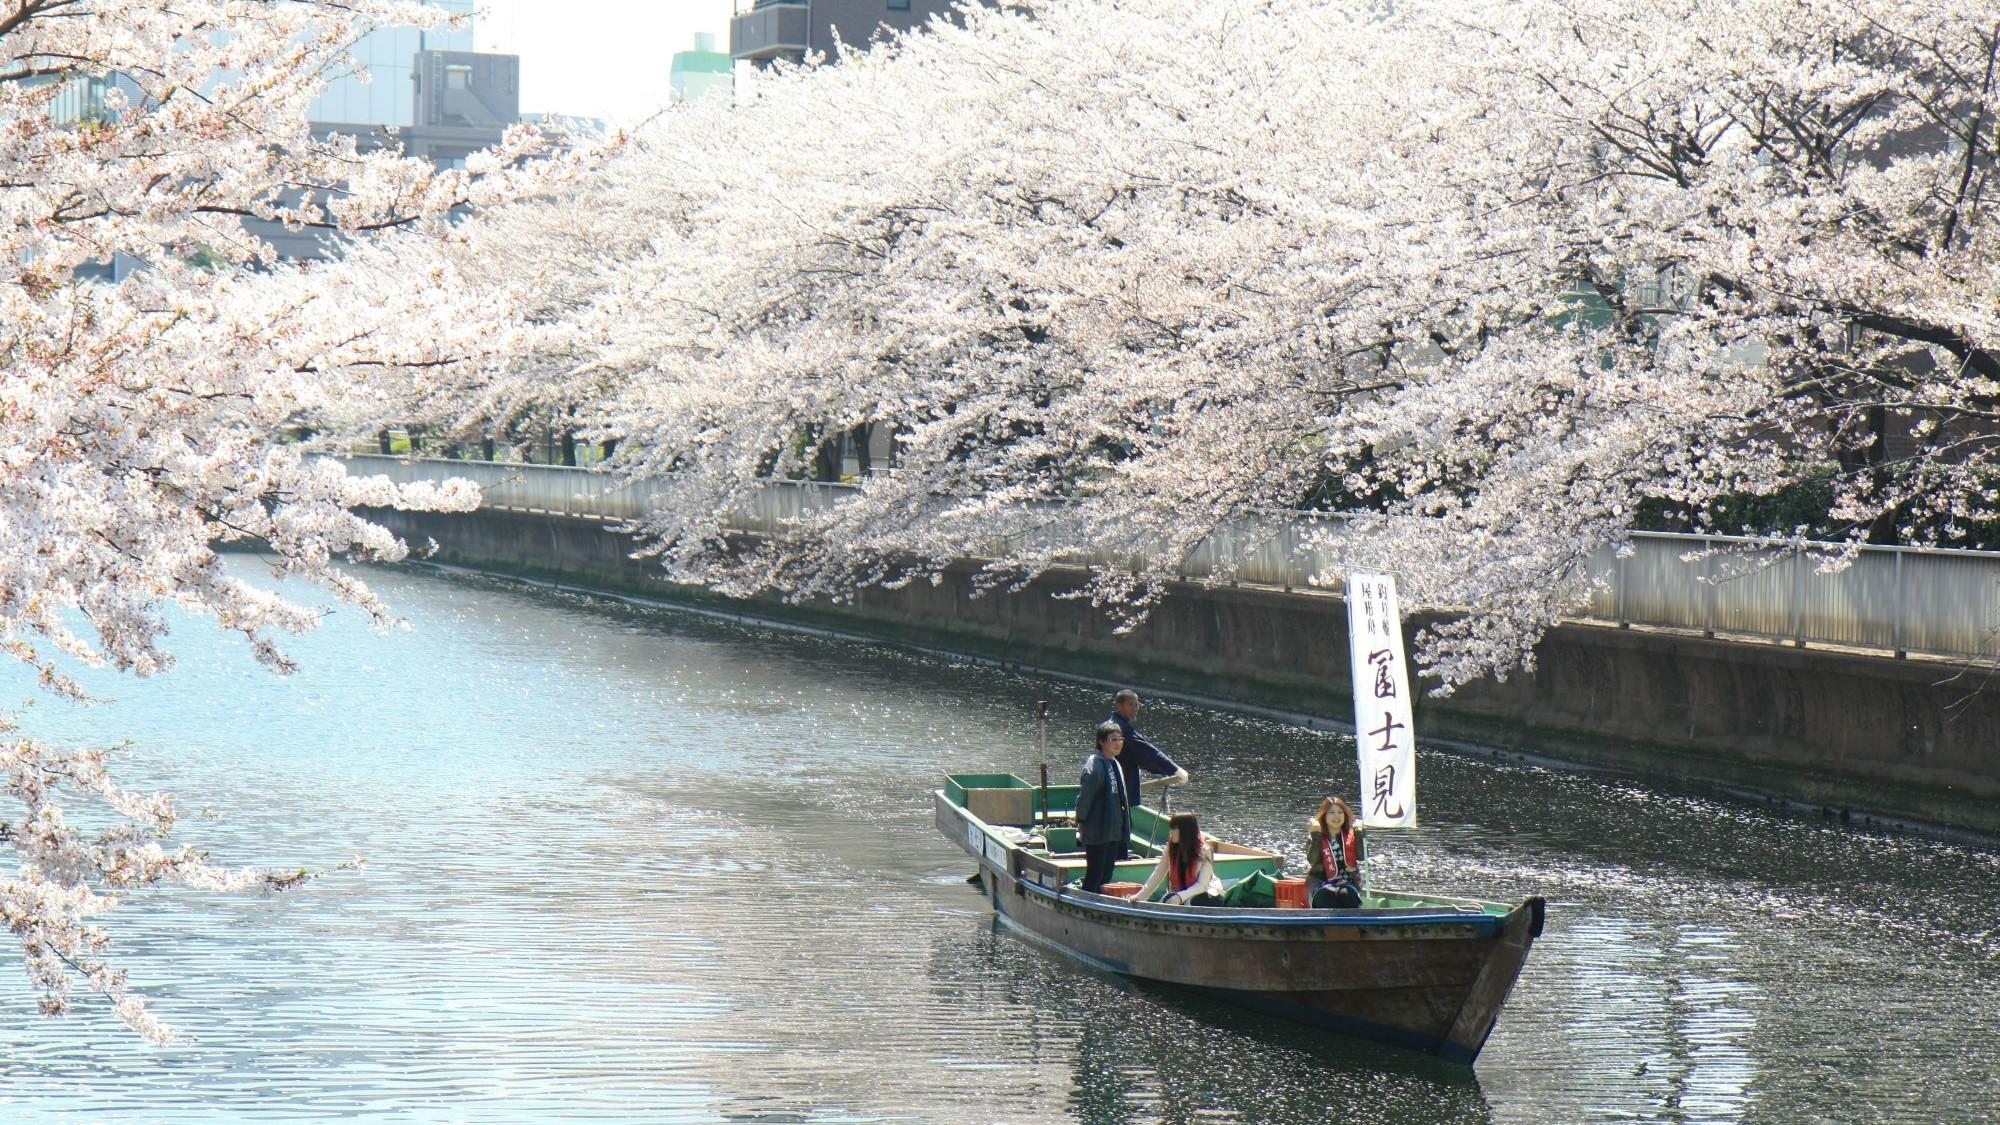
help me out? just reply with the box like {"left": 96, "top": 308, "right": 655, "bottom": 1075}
{"left": 1346, "top": 569, "right": 1417, "bottom": 829}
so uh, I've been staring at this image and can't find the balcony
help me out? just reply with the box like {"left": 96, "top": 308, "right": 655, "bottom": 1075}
{"left": 731, "top": 2, "right": 809, "bottom": 62}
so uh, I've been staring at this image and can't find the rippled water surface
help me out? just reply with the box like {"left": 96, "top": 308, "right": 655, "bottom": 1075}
{"left": 3, "top": 562, "right": 1997, "bottom": 1123}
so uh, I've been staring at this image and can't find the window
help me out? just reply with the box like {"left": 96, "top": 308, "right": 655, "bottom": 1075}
{"left": 445, "top": 64, "right": 472, "bottom": 91}
{"left": 888, "top": 0, "right": 910, "bottom": 9}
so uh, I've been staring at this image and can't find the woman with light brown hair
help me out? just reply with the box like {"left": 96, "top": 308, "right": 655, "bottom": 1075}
{"left": 1306, "top": 796, "right": 1366, "bottom": 908}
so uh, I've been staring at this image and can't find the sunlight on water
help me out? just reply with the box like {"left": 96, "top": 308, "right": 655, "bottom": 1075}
{"left": 0, "top": 561, "right": 1995, "bottom": 1122}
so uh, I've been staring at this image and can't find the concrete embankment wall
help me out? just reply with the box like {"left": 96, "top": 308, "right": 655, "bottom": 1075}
{"left": 368, "top": 507, "right": 2000, "bottom": 836}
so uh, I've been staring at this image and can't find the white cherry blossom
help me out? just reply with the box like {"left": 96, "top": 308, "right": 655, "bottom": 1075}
{"left": 0, "top": 0, "right": 590, "bottom": 1039}
{"left": 440, "top": 0, "right": 2000, "bottom": 692}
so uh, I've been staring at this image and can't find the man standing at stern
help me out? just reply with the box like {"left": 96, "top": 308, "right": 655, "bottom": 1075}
{"left": 1106, "top": 689, "right": 1190, "bottom": 812}
{"left": 1077, "top": 721, "right": 1133, "bottom": 894}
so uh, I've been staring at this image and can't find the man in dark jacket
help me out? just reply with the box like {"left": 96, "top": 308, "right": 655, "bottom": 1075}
{"left": 1075, "top": 721, "right": 1132, "bottom": 894}
{"left": 1105, "top": 689, "right": 1190, "bottom": 811}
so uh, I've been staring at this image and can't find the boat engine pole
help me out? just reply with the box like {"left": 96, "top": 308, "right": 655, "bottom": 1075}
{"left": 1037, "top": 700, "right": 1050, "bottom": 829}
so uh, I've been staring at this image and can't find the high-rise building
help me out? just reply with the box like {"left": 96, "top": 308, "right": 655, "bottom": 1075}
{"left": 304, "top": 2, "right": 520, "bottom": 167}
{"left": 48, "top": 3, "right": 519, "bottom": 269}
{"left": 671, "top": 32, "right": 733, "bottom": 105}
{"left": 310, "top": 0, "right": 476, "bottom": 129}
{"left": 263, "top": 5, "right": 520, "bottom": 260}
{"left": 730, "top": 0, "right": 973, "bottom": 67}
{"left": 406, "top": 49, "right": 522, "bottom": 167}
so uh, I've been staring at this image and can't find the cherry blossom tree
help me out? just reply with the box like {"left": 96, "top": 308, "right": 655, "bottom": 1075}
{"left": 443, "top": 0, "right": 2000, "bottom": 693}
{"left": 0, "top": 0, "right": 588, "bottom": 1039}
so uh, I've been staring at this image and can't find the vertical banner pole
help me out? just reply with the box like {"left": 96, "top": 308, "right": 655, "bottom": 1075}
{"left": 1346, "top": 570, "right": 1418, "bottom": 829}
{"left": 1036, "top": 700, "right": 1049, "bottom": 824}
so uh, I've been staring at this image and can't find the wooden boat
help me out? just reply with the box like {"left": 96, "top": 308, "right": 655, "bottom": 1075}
{"left": 936, "top": 772, "right": 1545, "bottom": 1064}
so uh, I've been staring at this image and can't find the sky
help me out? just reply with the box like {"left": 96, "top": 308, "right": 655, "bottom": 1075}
{"left": 474, "top": 0, "right": 734, "bottom": 123}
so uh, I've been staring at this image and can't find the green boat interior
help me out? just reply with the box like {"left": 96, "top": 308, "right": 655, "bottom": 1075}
{"left": 945, "top": 771, "right": 1512, "bottom": 917}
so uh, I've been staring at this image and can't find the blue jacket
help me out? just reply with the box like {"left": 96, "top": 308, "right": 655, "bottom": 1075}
{"left": 1075, "top": 752, "right": 1132, "bottom": 847}
{"left": 1106, "top": 712, "right": 1179, "bottom": 808}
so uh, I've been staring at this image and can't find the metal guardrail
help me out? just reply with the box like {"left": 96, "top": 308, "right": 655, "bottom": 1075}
{"left": 345, "top": 455, "right": 2000, "bottom": 662}
{"left": 1584, "top": 532, "right": 2000, "bottom": 658}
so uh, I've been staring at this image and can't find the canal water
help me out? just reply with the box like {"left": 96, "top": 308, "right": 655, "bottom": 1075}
{"left": 1, "top": 563, "right": 1996, "bottom": 1123}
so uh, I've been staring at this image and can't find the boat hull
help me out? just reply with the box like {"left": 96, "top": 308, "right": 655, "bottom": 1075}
{"left": 941, "top": 791, "right": 1542, "bottom": 1063}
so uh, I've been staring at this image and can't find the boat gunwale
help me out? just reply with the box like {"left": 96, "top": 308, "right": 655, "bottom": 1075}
{"left": 939, "top": 787, "right": 1526, "bottom": 930}
{"left": 1019, "top": 878, "right": 1514, "bottom": 935}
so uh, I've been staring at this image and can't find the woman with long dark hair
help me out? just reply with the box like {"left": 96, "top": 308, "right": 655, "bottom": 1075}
{"left": 1135, "top": 812, "right": 1224, "bottom": 906}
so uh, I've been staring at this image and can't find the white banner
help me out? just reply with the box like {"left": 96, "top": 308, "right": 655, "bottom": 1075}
{"left": 1346, "top": 569, "right": 1417, "bottom": 829}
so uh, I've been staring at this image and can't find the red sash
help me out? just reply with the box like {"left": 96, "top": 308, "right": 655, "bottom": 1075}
{"left": 1169, "top": 836, "right": 1204, "bottom": 891}
{"left": 1320, "top": 829, "right": 1357, "bottom": 876}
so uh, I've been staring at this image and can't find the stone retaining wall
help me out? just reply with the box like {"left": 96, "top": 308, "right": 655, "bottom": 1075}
{"left": 366, "top": 507, "right": 2000, "bottom": 835}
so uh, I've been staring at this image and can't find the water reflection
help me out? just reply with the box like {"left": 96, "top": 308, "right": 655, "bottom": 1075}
{"left": 919, "top": 923, "right": 1492, "bottom": 1125}
{"left": 0, "top": 564, "right": 1993, "bottom": 1123}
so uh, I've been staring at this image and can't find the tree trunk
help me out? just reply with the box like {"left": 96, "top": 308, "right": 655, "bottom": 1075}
{"left": 1863, "top": 404, "right": 1901, "bottom": 545}
{"left": 852, "top": 422, "right": 874, "bottom": 476}
{"left": 1835, "top": 403, "right": 1904, "bottom": 545}
{"left": 814, "top": 430, "right": 842, "bottom": 481}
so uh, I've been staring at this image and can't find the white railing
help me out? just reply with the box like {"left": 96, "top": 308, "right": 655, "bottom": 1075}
{"left": 1584, "top": 532, "right": 2000, "bottom": 658}
{"left": 346, "top": 455, "right": 2000, "bottom": 662}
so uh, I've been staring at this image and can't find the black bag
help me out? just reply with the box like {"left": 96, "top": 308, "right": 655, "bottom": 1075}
{"left": 1312, "top": 875, "right": 1362, "bottom": 909}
